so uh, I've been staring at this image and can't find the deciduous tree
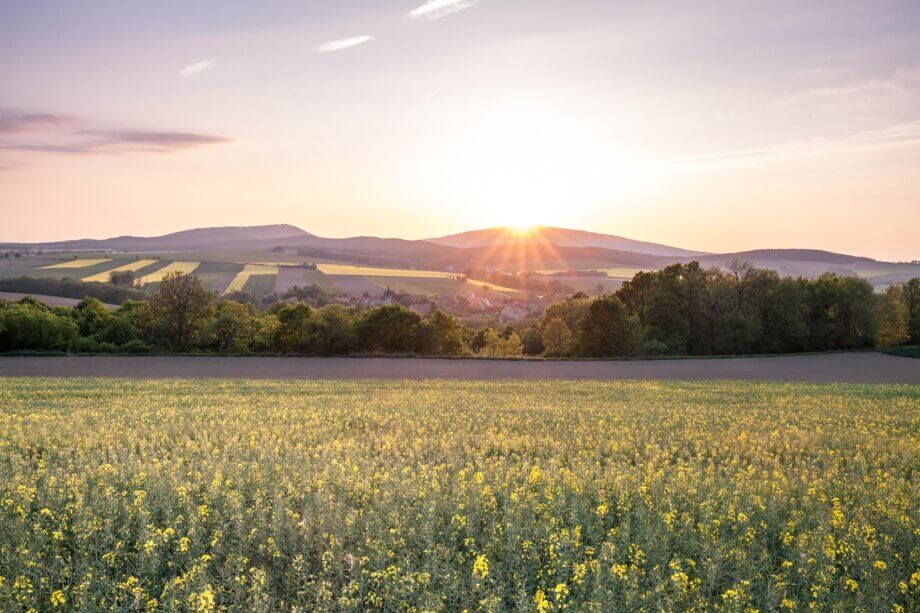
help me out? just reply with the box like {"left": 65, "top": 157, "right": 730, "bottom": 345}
{"left": 137, "top": 272, "right": 214, "bottom": 350}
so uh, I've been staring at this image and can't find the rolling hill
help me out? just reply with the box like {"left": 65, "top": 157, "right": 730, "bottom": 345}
{"left": 0, "top": 224, "right": 310, "bottom": 252}
{"left": 4, "top": 224, "right": 916, "bottom": 290}
{"left": 428, "top": 226, "right": 705, "bottom": 257}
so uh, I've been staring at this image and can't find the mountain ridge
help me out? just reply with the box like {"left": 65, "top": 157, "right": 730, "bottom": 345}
{"left": 428, "top": 226, "right": 706, "bottom": 257}
{"left": 0, "top": 224, "right": 889, "bottom": 271}
{"left": 0, "top": 224, "right": 311, "bottom": 251}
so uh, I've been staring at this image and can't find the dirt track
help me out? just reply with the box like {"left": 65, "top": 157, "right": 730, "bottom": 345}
{"left": 1, "top": 353, "right": 918, "bottom": 383}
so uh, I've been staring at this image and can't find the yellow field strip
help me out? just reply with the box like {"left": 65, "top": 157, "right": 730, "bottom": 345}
{"left": 234, "top": 261, "right": 301, "bottom": 267}
{"left": 223, "top": 264, "right": 278, "bottom": 294}
{"left": 40, "top": 259, "right": 110, "bottom": 269}
{"left": 465, "top": 279, "right": 519, "bottom": 293}
{"left": 316, "top": 263, "right": 460, "bottom": 278}
{"left": 315, "top": 263, "right": 518, "bottom": 293}
{"left": 81, "top": 259, "right": 158, "bottom": 283}
{"left": 598, "top": 267, "right": 646, "bottom": 278}
{"left": 137, "top": 261, "right": 200, "bottom": 285}
{"left": 534, "top": 267, "right": 645, "bottom": 278}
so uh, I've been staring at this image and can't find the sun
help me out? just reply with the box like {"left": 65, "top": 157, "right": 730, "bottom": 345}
{"left": 506, "top": 224, "right": 538, "bottom": 236}
{"left": 421, "top": 96, "right": 634, "bottom": 231}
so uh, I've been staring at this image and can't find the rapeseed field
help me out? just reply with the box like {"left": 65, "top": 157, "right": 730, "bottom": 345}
{"left": 0, "top": 378, "right": 917, "bottom": 610}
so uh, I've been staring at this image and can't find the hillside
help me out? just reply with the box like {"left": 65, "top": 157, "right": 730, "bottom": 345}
{"left": 0, "top": 224, "right": 310, "bottom": 252}
{"left": 695, "top": 249, "right": 876, "bottom": 266}
{"left": 5, "top": 224, "right": 916, "bottom": 290}
{"left": 429, "top": 226, "right": 705, "bottom": 257}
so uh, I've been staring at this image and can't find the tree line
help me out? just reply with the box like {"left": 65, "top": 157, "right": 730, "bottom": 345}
{"left": 1, "top": 264, "right": 918, "bottom": 357}
{"left": 530, "top": 261, "right": 918, "bottom": 357}
{"left": 0, "top": 275, "right": 146, "bottom": 304}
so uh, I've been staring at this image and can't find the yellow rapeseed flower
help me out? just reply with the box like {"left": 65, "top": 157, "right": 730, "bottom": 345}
{"left": 472, "top": 554, "right": 489, "bottom": 580}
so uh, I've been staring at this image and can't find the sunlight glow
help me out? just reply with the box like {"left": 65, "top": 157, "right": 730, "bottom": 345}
{"left": 421, "top": 98, "right": 645, "bottom": 229}
{"left": 506, "top": 224, "right": 537, "bottom": 236}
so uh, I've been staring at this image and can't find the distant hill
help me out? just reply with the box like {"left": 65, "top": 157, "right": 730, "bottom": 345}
{"left": 4, "top": 224, "right": 913, "bottom": 288}
{"left": 696, "top": 249, "right": 876, "bottom": 266}
{"left": 286, "top": 240, "right": 671, "bottom": 271}
{"left": 0, "top": 224, "right": 311, "bottom": 251}
{"left": 428, "top": 226, "right": 706, "bottom": 257}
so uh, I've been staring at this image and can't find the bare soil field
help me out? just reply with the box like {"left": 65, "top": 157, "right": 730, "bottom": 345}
{"left": 0, "top": 352, "right": 917, "bottom": 383}
{"left": 0, "top": 292, "right": 117, "bottom": 309}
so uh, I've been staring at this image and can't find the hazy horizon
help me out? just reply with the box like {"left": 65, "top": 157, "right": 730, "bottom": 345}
{"left": 2, "top": 0, "right": 919, "bottom": 260}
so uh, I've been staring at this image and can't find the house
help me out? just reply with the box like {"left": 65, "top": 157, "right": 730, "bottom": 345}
{"left": 499, "top": 304, "right": 529, "bottom": 323}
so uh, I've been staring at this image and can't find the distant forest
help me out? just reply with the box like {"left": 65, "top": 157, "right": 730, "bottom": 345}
{"left": 1, "top": 262, "right": 918, "bottom": 357}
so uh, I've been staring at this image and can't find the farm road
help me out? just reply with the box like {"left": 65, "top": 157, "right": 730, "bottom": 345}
{"left": 1, "top": 353, "right": 918, "bottom": 384}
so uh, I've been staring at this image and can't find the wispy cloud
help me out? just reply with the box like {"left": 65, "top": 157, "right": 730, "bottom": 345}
{"left": 317, "top": 36, "right": 374, "bottom": 53}
{"left": 672, "top": 120, "right": 920, "bottom": 169}
{"left": 179, "top": 58, "right": 216, "bottom": 78}
{"left": 85, "top": 130, "right": 229, "bottom": 150}
{"left": 1, "top": 143, "right": 91, "bottom": 154}
{"left": 772, "top": 68, "right": 920, "bottom": 108}
{"left": 1, "top": 125, "right": 229, "bottom": 155}
{"left": 407, "top": 0, "right": 478, "bottom": 20}
{"left": 0, "top": 110, "right": 77, "bottom": 133}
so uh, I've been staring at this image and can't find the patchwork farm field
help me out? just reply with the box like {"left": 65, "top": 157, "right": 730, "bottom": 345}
{"left": 1, "top": 378, "right": 917, "bottom": 610}
{"left": 4, "top": 252, "right": 920, "bottom": 298}
{"left": 316, "top": 263, "right": 519, "bottom": 294}
{"left": 1, "top": 255, "right": 517, "bottom": 297}
{"left": 224, "top": 264, "right": 279, "bottom": 294}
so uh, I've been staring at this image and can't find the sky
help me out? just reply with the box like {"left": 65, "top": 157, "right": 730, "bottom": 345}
{"left": 1, "top": 0, "right": 918, "bottom": 260}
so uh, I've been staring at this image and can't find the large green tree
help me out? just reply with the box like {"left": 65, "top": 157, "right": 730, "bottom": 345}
{"left": 209, "top": 301, "right": 256, "bottom": 353}
{"left": 807, "top": 274, "right": 877, "bottom": 350}
{"left": 575, "top": 295, "right": 637, "bottom": 357}
{"left": 357, "top": 305, "right": 423, "bottom": 353}
{"left": 137, "top": 272, "right": 214, "bottom": 350}
{"left": 0, "top": 300, "right": 78, "bottom": 351}
{"left": 311, "top": 304, "right": 359, "bottom": 355}
{"left": 874, "top": 285, "right": 909, "bottom": 348}
{"left": 420, "top": 310, "right": 465, "bottom": 355}
{"left": 904, "top": 278, "right": 920, "bottom": 344}
{"left": 274, "top": 303, "right": 315, "bottom": 353}
{"left": 541, "top": 317, "right": 573, "bottom": 356}
{"left": 72, "top": 297, "right": 114, "bottom": 337}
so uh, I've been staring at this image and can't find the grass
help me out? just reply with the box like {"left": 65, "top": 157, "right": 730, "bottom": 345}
{"left": 534, "top": 267, "right": 646, "bottom": 279}
{"left": 38, "top": 258, "right": 111, "bottom": 269}
{"left": 123, "top": 251, "right": 314, "bottom": 265}
{"left": 884, "top": 345, "right": 920, "bottom": 359}
{"left": 316, "top": 264, "right": 519, "bottom": 293}
{"left": 22, "top": 260, "right": 128, "bottom": 281}
{"left": 240, "top": 273, "right": 278, "bottom": 295}
{"left": 223, "top": 264, "right": 278, "bottom": 294}
{"left": 359, "top": 276, "right": 481, "bottom": 297}
{"left": 465, "top": 278, "right": 519, "bottom": 293}
{"left": 0, "top": 378, "right": 917, "bottom": 610}
{"left": 541, "top": 276, "right": 626, "bottom": 294}
{"left": 275, "top": 267, "right": 339, "bottom": 293}
{"left": 315, "top": 263, "right": 461, "bottom": 278}
{"left": 9, "top": 255, "right": 522, "bottom": 297}
{"left": 81, "top": 259, "right": 159, "bottom": 283}
{"left": 136, "top": 261, "right": 200, "bottom": 285}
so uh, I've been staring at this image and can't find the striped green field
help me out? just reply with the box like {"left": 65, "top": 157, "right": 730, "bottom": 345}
{"left": 241, "top": 273, "right": 278, "bottom": 295}
{"left": 2, "top": 255, "right": 524, "bottom": 297}
{"left": 275, "top": 267, "right": 338, "bottom": 293}
{"left": 82, "top": 259, "right": 160, "bottom": 283}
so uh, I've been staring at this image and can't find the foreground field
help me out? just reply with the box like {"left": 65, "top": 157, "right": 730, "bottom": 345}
{"left": 1, "top": 379, "right": 918, "bottom": 610}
